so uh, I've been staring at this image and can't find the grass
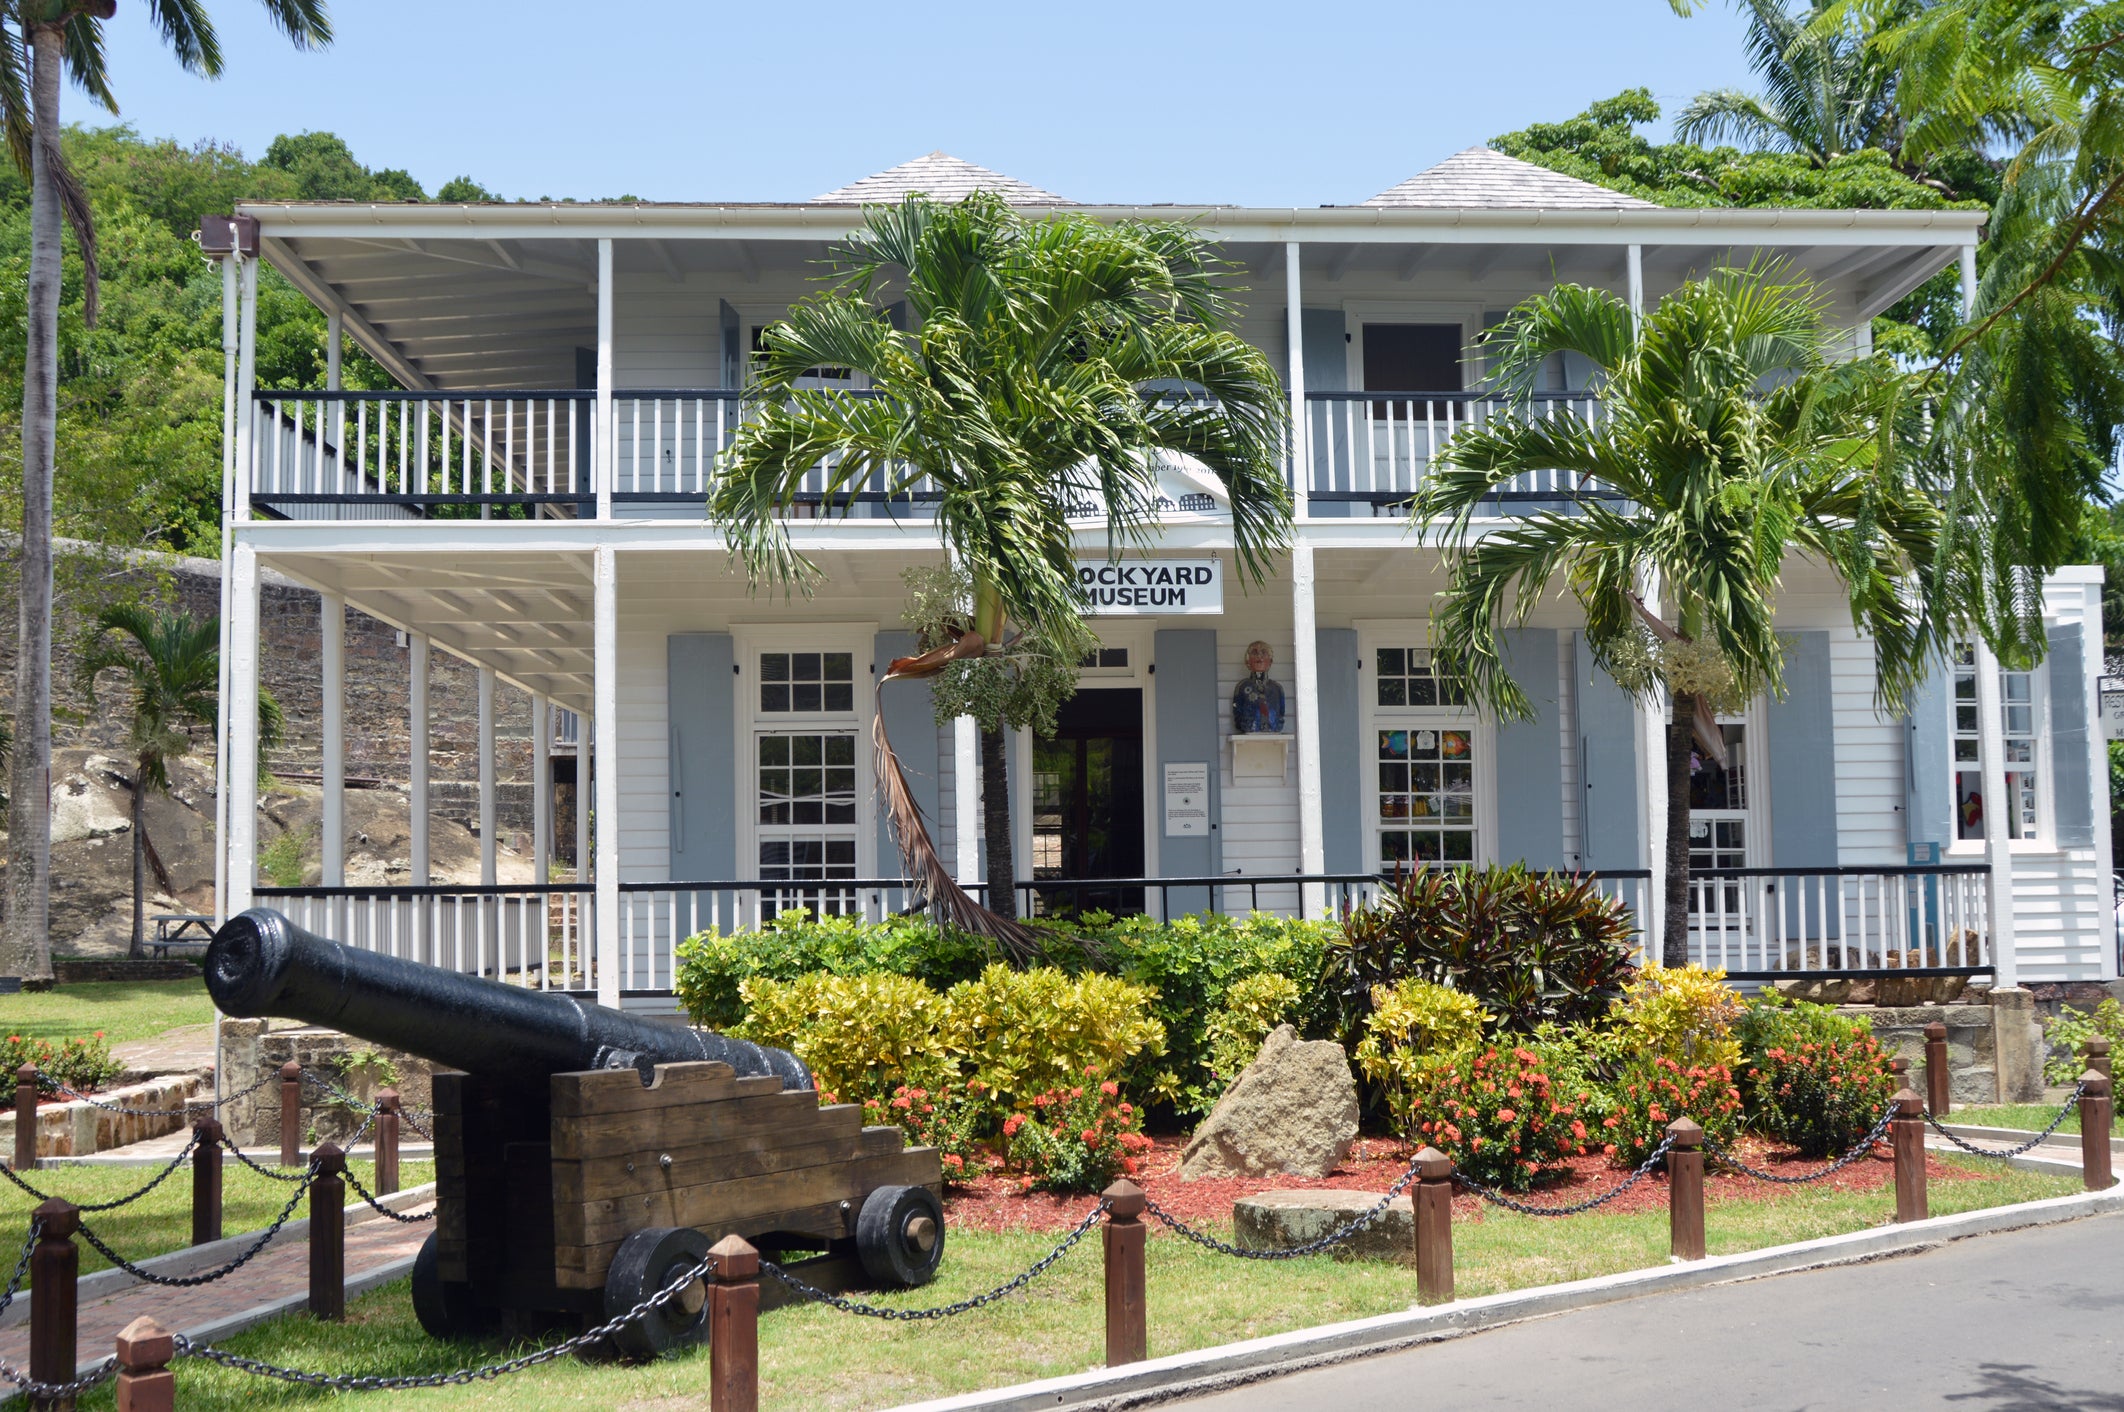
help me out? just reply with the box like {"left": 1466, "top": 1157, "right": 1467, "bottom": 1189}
{"left": 2, "top": 1157, "right": 437, "bottom": 1280}
{"left": 60, "top": 1157, "right": 2080, "bottom": 1412}
{"left": 4, "top": 979, "right": 217, "bottom": 1048}
{"left": 1948, "top": 1101, "right": 2114, "bottom": 1137}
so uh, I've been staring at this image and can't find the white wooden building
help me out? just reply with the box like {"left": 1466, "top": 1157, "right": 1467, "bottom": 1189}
{"left": 208, "top": 149, "right": 2114, "bottom": 1007}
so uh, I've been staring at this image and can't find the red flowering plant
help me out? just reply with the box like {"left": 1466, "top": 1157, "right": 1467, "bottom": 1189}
{"left": 1736, "top": 999, "right": 1896, "bottom": 1157}
{"left": 1407, "top": 1045, "right": 1591, "bottom": 1192}
{"left": 818, "top": 1079, "right": 991, "bottom": 1185}
{"left": 0, "top": 1031, "right": 121, "bottom": 1102}
{"left": 1599, "top": 1054, "right": 1741, "bottom": 1167}
{"left": 1003, "top": 1067, "right": 1156, "bottom": 1194}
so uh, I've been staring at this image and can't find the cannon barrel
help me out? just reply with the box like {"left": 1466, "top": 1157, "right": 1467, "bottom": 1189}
{"left": 205, "top": 908, "right": 811, "bottom": 1089}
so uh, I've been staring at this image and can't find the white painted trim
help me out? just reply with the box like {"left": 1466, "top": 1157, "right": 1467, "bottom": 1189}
{"left": 1285, "top": 242, "right": 1307, "bottom": 518}
{"left": 409, "top": 636, "right": 430, "bottom": 887}
{"left": 1974, "top": 636, "right": 2019, "bottom": 987}
{"left": 728, "top": 623, "right": 880, "bottom": 888}
{"left": 213, "top": 254, "right": 238, "bottom": 924}
{"left": 593, "top": 544, "right": 620, "bottom": 1005}
{"left": 320, "top": 594, "right": 345, "bottom": 888}
{"left": 1291, "top": 545, "right": 1325, "bottom": 908}
{"left": 478, "top": 666, "right": 497, "bottom": 886}
{"left": 1353, "top": 621, "right": 1498, "bottom": 872}
{"left": 1627, "top": 243, "right": 1644, "bottom": 329}
{"left": 226, "top": 544, "right": 260, "bottom": 918}
{"left": 533, "top": 693, "right": 552, "bottom": 891}
{"left": 596, "top": 239, "right": 614, "bottom": 521}
{"left": 953, "top": 715, "right": 979, "bottom": 885}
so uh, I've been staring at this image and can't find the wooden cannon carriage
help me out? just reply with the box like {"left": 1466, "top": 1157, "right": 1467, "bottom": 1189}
{"left": 205, "top": 909, "right": 945, "bottom": 1357}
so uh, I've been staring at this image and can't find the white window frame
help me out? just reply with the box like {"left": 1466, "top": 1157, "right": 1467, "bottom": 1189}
{"left": 731, "top": 624, "right": 877, "bottom": 887}
{"left": 1946, "top": 643, "right": 2054, "bottom": 853}
{"left": 1356, "top": 621, "right": 1497, "bottom": 872}
{"left": 1685, "top": 700, "right": 1768, "bottom": 872}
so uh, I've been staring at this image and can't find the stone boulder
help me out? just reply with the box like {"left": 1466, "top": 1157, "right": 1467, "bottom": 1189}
{"left": 1179, "top": 1024, "right": 1358, "bottom": 1181}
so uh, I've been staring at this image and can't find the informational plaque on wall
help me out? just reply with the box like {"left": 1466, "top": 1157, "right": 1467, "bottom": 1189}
{"left": 1163, "top": 761, "right": 1210, "bottom": 837}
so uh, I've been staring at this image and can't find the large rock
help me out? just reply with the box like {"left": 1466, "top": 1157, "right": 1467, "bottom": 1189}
{"left": 1179, "top": 1024, "right": 1358, "bottom": 1181}
{"left": 1234, "top": 1190, "right": 1412, "bottom": 1263}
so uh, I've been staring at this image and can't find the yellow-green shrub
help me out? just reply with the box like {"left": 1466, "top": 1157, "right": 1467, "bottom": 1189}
{"left": 1611, "top": 966, "right": 1743, "bottom": 1073}
{"left": 1202, "top": 972, "right": 1305, "bottom": 1084}
{"left": 732, "top": 972, "right": 952, "bottom": 1104}
{"left": 1353, "top": 979, "right": 1491, "bottom": 1132}
{"left": 942, "top": 965, "right": 1166, "bottom": 1112}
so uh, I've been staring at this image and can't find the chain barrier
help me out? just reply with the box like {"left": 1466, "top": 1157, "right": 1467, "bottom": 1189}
{"left": 763, "top": 1200, "right": 1109, "bottom": 1319}
{"left": 0, "top": 1220, "right": 33, "bottom": 1322}
{"left": 0, "top": 1129, "right": 202, "bottom": 1212}
{"left": 1457, "top": 1133, "right": 1679, "bottom": 1216}
{"left": 1141, "top": 1154, "right": 1425, "bottom": 1259}
{"left": 0, "top": 1216, "right": 121, "bottom": 1402}
{"left": 176, "top": 1251, "right": 721, "bottom": 1389}
{"left": 1925, "top": 1082, "right": 2088, "bottom": 1159}
{"left": 35, "top": 1066, "right": 277, "bottom": 1119}
{"left": 344, "top": 1165, "right": 435, "bottom": 1224}
{"left": 75, "top": 1163, "right": 317, "bottom": 1288}
{"left": 1700, "top": 1104, "right": 1897, "bottom": 1185}
{"left": 221, "top": 1136, "right": 309, "bottom": 1183}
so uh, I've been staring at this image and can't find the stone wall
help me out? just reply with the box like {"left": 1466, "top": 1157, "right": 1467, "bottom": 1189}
{"left": 217, "top": 1019, "right": 438, "bottom": 1149}
{"left": 0, "top": 1075, "right": 204, "bottom": 1158}
{"left": 52, "top": 958, "right": 201, "bottom": 983}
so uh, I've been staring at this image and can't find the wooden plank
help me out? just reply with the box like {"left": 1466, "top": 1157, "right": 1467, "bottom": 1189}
{"left": 551, "top": 1117, "right": 901, "bottom": 1205}
{"left": 550, "top": 1090, "right": 850, "bottom": 1161}
{"left": 858, "top": 1127, "right": 905, "bottom": 1156}
{"left": 548, "top": 1060, "right": 739, "bottom": 1118}
{"left": 553, "top": 1198, "right": 863, "bottom": 1288}
{"left": 561, "top": 1148, "right": 941, "bottom": 1248}
{"left": 553, "top": 1131, "right": 902, "bottom": 1238}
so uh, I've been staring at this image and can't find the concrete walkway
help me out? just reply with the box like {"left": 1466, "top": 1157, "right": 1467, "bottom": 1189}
{"left": 1168, "top": 1211, "right": 2124, "bottom": 1411}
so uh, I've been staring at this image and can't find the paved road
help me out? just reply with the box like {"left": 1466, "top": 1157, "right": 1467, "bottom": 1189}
{"left": 1171, "top": 1214, "right": 2124, "bottom": 1411}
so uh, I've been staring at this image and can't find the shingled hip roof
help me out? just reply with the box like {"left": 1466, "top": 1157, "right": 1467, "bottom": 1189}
{"left": 814, "top": 151, "right": 1066, "bottom": 205}
{"left": 1365, "top": 146, "right": 1658, "bottom": 210}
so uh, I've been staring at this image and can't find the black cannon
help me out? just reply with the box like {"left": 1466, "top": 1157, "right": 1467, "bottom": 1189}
{"left": 207, "top": 909, "right": 945, "bottom": 1355}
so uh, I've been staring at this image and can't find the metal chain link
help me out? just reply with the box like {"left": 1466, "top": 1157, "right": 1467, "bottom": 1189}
{"left": 176, "top": 1251, "right": 722, "bottom": 1388}
{"left": 343, "top": 1165, "right": 434, "bottom": 1224}
{"left": 75, "top": 1164, "right": 317, "bottom": 1287}
{"left": 1925, "top": 1082, "right": 2088, "bottom": 1159}
{"left": 0, "top": 1220, "right": 34, "bottom": 1323}
{"left": 221, "top": 1137, "right": 309, "bottom": 1183}
{"left": 1701, "top": 1103, "right": 1897, "bottom": 1185}
{"left": 1142, "top": 1153, "right": 1427, "bottom": 1259}
{"left": 0, "top": 1129, "right": 202, "bottom": 1212}
{"left": 0, "top": 1218, "right": 121, "bottom": 1401}
{"left": 762, "top": 1200, "right": 1109, "bottom": 1319}
{"left": 36, "top": 1066, "right": 277, "bottom": 1118}
{"left": 1457, "top": 1133, "right": 1679, "bottom": 1217}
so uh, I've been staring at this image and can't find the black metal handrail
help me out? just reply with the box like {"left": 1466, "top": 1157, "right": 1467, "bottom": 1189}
{"left": 1687, "top": 864, "right": 1989, "bottom": 879}
{"left": 1305, "top": 389, "right": 1597, "bottom": 403}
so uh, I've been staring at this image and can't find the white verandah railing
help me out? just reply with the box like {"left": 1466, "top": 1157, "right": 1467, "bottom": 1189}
{"left": 1303, "top": 390, "right": 1608, "bottom": 509}
{"left": 1683, "top": 865, "right": 1992, "bottom": 979}
{"left": 251, "top": 884, "right": 594, "bottom": 989}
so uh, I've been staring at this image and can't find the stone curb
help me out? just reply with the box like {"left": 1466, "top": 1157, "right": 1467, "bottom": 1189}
{"left": 1938, "top": 1122, "right": 2124, "bottom": 1158}
{"left": 881, "top": 1184, "right": 2124, "bottom": 1412}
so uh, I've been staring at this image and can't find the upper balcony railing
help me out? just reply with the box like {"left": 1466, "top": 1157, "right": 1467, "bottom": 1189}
{"left": 1303, "top": 390, "right": 1609, "bottom": 512}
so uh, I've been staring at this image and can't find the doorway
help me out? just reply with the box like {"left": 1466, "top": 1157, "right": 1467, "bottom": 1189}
{"left": 1031, "top": 688, "right": 1144, "bottom": 916}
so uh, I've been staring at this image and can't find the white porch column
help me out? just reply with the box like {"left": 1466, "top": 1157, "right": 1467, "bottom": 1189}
{"left": 953, "top": 716, "right": 980, "bottom": 885}
{"left": 226, "top": 543, "right": 261, "bottom": 918}
{"left": 574, "top": 713, "right": 589, "bottom": 884}
{"left": 596, "top": 239, "right": 614, "bottom": 522}
{"left": 213, "top": 253, "right": 241, "bottom": 923}
{"left": 1974, "top": 641, "right": 2018, "bottom": 987}
{"left": 409, "top": 635, "right": 430, "bottom": 887}
{"left": 593, "top": 546, "right": 620, "bottom": 1006}
{"left": 533, "top": 694, "right": 552, "bottom": 886}
{"left": 1284, "top": 241, "right": 1308, "bottom": 517}
{"left": 1626, "top": 244, "right": 1645, "bottom": 331}
{"left": 478, "top": 667, "right": 497, "bottom": 886}
{"left": 1291, "top": 543, "right": 1325, "bottom": 915}
{"left": 320, "top": 595, "right": 345, "bottom": 888}
{"left": 1960, "top": 245, "right": 1980, "bottom": 319}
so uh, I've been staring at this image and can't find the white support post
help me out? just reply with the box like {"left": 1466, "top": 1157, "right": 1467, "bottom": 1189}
{"left": 1291, "top": 543, "right": 1325, "bottom": 915}
{"left": 232, "top": 255, "right": 258, "bottom": 524}
{"left": 575, "top": 713, "right": 589, "bottom": 884}
{"left": 1974, "top": 639, "right": 2018, "bottom": 988}
{"left": 1627, "top": 244, "right": 1645, "bottom": 333}
{"left": 409, "top": 635, "right": 430, "bottom": 887}
{"left": 1960, "top": 245, "right": 1980, "bottom": 321}
{"left": 478, "top": 667, "right": 497, "bottom": 886}
{"left": 596, "top": 239, "right": 614, "bottom": 522}
{"left": 226, "top": 544, "right": 261, "bottom": 918}
{"left": 953, "top": 716, "right": 980, "bottom": 885}
{"left": 533, "top": 694, "right": 552, "bottom": 888}
{"left": 593, "top": 545, "right": 620, "bottom": 1006}
{"left": 1284, "top": 241, "right": 1308, "bottom": 517}
{"left": 320, "top": 595, "right": 345, "bottom": 888}
{"left": 213, "top": 253, "right": 240, "bottom": 924}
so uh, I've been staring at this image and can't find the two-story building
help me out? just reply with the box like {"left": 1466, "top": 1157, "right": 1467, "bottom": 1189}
{"left": 208, "top": 148, "right": 2113, "bottom": 1009}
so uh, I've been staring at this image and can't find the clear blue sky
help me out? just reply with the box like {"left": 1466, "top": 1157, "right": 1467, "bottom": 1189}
{"left": 96, "top": 0, "right": 1758, "bottom": 206}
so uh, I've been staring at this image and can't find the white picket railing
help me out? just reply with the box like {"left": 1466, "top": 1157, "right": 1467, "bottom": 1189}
{"left": 252, "top": 885, "right": 594, "bottom": 990}
{"left": 1303, "top": 391, "right": 1605, "bottom": 507}
{"left": 1682, "top": 866, "right": 1991, "bottom": 976}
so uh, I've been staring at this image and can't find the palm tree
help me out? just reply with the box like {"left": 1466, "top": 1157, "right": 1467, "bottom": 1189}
{"left": 1674, "top": 0, "right": 1906, "bottom": 164}
{"left": 715, "top": 192, "right": 1290, "bottom": 942}
{"left": 1411, "top": 265, "right": 1958, "bottom": 966}
{"left": 76, "top": 603, "right": 283, "bottom": 957}
{"left": 1, "top": 0, "right": 330, "bottom": 984}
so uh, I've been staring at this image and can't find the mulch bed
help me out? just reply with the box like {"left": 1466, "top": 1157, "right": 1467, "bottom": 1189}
{"left": 943, "top": 1132, "right": 1985, "bottom": 1233}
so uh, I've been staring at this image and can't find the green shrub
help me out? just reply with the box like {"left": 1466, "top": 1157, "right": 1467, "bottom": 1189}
{"left": 1406, "top": 1043, "right": 1592, "bottom": 1191}
{"left": 2044, "top": 999, "right": 2124, "bottom": 1086}
{"left": 1201, "top": 972, "right": 1305, "bottom": 1086}
{"left": 1002, "top": 1073, "right": 1154, "bottom": 1193}
{"left": 855, "top": 1081, "right": 989, "bottom": 1185}
{"left": 1600, "top": 1054, "right": 1740, "bottom": 1166}
{"left": 1325, "top": 865, "right": 1637, "bottom": 1040}
{"left": 1353, "top": 980, "right": 1490, "bottom": 1133}
{"left": 1, "top": 1031, "right": 124, "bottom": 1101}
{"left": 675, "top": 909, "right": 1000, "bottom": 1030}
{"left": 1736, "top": 998, "right": 1896, "bottom": 1156}
{"left": 1611, "top": 966, "right": 1744, "bottom": 1073}
{"left": 732, "top": 972, "right": 953, "bottom": 1105}
{"left": 942, "top": 965, "right": 1166, "bottom": 1114}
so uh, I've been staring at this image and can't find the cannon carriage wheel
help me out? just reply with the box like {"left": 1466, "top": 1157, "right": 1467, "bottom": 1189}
{"left": 604, "top": 1226, "right": 714, "bottom": 1359}
{"left": 855, "top": 1184, "right": 946, "bottom": 1288}
{"left": 411, "top": 1232, "right": 500, "bottom": 1341}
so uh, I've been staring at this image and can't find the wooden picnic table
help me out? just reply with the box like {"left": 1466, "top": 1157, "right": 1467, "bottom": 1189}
{"left": 148, "top": 913, "right": 215, "bottom": 958}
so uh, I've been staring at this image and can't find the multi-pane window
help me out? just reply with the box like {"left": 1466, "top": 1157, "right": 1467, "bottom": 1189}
{"left": 1373, "top": 648, "right": 1476, "bottom": 868}
{"left": 1952, "top": 643, "right": 2040, "bottom": 841}
{"left": 753, "top": 645, "right": 860, "bottom": 916}
{"left": 758, "top": 652, "right": 854, "bottom": 715}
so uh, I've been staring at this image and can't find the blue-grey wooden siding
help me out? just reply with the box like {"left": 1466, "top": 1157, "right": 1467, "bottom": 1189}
{"left": 1766, "top": 632, "right": 1839, "bottom": 868}
{"left": 2048, "top": 621, "right": 2094, "bottom": 848}
{"left": 1317, "top": 628, "right": 1365, "bottom": 875}
{"left": 1575, "top": 633, "right": 1643, "bottom": 871}
{"left": 1155, "top": 629, "right": 1221, "bottom": 912}
{"left": 1904, "top": 662, "right": 1954, "bottom": 849}
{"left": 667, "top": 633, "right": 736, "bottom": 882}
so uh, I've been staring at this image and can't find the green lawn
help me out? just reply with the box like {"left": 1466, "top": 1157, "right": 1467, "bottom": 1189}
{"left": 2, "top": 1157, "right": 436, "bottom": 1280}
{"left": 62, "top": 1158, "right": 2079, "bottom": 1412}
{"left": 3, "top": 979, "right": 218, "bottom": 1047}
{"left": 1948, "top": 1101, "right": 2115, "bottom": 1137}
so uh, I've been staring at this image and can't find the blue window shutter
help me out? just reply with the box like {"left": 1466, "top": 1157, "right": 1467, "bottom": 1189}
{"left": 2048, "top": 621, "right": 2094, "bottom": 848}
{"left": 875, "top": 632, "right": 941, "bottom": 873}
{"left": 1155, "top": 629, "right": 1221, "bottom": 913}
{"left": 1495, "top": 628, "right": 1564, "bottom": 869}
{"left": 1765, "top": 631, "right": 1839, "bottom": 868}
{"left": 1905, "top": 661, "right": 1953, "bottom": 849}
{"left": 667, "top": 634, "right": 736, "bottom": 882}
{"left": 1316, "top": 628, "right": 1364, "bottom": 875}
{"left": 1576, "top": 633, "right": 1642, "bottom": 872}
{"left": 1300, "top": 309, "right": 1353, "bottom": 517}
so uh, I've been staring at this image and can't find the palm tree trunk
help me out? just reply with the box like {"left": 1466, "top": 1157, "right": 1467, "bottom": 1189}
{"left": 1, "top": 25, "right": 66, "bottom": 985}
{"left": 1661, "top": 690, "right": 1697, "bottom": 968}
{"left": 129, "top": 776, "right": 146, "bottom": 960}
{"left": 978, "top": 725, "right": 1018, "bottom": 923}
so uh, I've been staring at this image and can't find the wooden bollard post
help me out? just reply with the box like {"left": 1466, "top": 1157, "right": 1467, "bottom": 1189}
{"left": 191, "top": 1118, "right": 224, "bottom": 1247}
{"left": 1101, "top": 1178, "right": 1148, "bottom": 1367}
{"left": 279, "top": 1061, "right": 302, "bottom": 1169}
{"left": 374, "top": 1088, "right": 400, "bottom": 1197}
{"left": 1413, "top": 1146, "right": 1455, "bottom": 1306}
{"left": 15, "top": 1062, "right": 38, "bottom": 1172}
{"left": 308, "top": 1141, "right": 347, "bottom": 1321}
{"left": 28, "top": 1198, "right": 78, "bottom": 1412}
{"left": 2083, "top": 1037, "right": 2112, "bottom": 1084}
{"left": 2078, "top": 1070, "right": 2114, "bottom": 1191}
{"left": 1924, "top": 1023, "right": 1952, "bottom": 1117}
{"left": 1666, "top": 1118, "right": 1705, "bottom": 1261}
{"left": 706, "top": 1234, "right": 760, "bottom": 1412}
{"left": 113, "top": 1315, "right": 176, "bottom": 1412}
{"left": 1891, "top": 1087, "right": 1927, "bottom": 1223}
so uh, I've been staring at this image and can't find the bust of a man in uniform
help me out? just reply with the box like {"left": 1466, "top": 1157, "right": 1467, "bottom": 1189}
{"left": 1231, "top": 640, "right": 1285, "bottom": 734}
